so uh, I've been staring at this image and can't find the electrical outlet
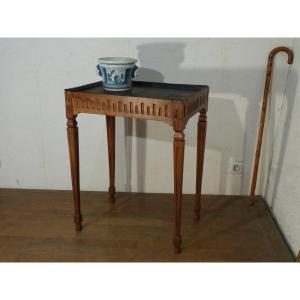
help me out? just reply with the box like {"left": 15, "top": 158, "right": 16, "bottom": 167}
{"left": 229, "top": 160, "right": 244, "bottom": 174}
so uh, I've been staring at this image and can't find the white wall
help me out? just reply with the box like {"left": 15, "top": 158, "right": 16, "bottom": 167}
{"left": 0, "top": 38, "right": 293, "bottom": 195}
{"left": 1, "top": 38, "right": 299, "bottom": 254}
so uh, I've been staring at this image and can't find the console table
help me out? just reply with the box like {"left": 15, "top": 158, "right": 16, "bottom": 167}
{"left": 65, "top": 81, "right": 209, "bottom": 253}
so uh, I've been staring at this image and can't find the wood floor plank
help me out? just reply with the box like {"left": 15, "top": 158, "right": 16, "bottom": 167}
{"left": 0, "top": 189, "right": 294, "bottom": 262}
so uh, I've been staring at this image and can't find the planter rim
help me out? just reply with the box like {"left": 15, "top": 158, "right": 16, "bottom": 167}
{"left": 98, "top": 57, "right": 137, "bottom": 65}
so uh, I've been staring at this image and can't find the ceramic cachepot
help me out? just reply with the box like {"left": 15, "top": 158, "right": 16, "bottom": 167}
{"left": 96, "top": 57, "right": 138, "bottom": 91}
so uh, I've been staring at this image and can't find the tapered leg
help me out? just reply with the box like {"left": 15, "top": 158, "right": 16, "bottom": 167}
{"left": 173, "top": 130, "right": 185, "bottom": 253}
{"left": 106, "top": 116, "right": 115, "bottom": 204}
{"left": 195, "top": 110, "right": 207, "bottom": 221}
{"left": 67, "top": 116, "right": 82, "bottom": 231}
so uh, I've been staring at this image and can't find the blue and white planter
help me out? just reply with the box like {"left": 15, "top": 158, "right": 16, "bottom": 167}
{"left": 96, "top": 57, "right": 138, "bottom": 91}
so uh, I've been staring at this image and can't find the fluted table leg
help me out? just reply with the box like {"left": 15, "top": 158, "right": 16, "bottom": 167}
{"left": 67, "top": 115, "right": 82, "bottom": 231}
{"left": 173, "top": 130, "right": 185, "bottom": 253}
{"left": 194, "top": 109, "right": 207, "bottom": 221}
{"left": 106, "top": 116, "right": 116, "bottom": 204}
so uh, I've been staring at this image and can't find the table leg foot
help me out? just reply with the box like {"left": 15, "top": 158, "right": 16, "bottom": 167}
{"left": 108, "top": 186, "right": 116, "bottom": 204}
{"left": 173, "top": 235, "right": 181, "bottom": 254}
{"left": 74, "top": 214, "right": 82, "bottom": 231}
{"left": 249, "top": 196, "right": 255, "bottom": 207}
{"left": 194, "top": 196, "right": 201, "bottom": 222}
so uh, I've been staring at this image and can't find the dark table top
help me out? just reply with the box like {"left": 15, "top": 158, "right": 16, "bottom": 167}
{"left": 65, "top": 81, "right": 208, "bottom": 101}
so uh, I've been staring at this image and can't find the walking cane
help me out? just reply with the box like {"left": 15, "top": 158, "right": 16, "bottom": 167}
{"left": 249, "top": 46, "right": 294, "bottom": 206}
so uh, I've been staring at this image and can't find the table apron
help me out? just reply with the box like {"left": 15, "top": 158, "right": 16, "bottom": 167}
{"left": 65, "top": 91, "right": 208, "bottom": 130}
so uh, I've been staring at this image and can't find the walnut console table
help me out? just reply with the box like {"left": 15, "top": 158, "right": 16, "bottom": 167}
{"left": 65, "top": 81, "right": 209, "bottom": 253}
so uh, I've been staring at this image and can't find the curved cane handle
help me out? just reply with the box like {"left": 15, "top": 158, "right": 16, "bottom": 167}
{"left": 268, "top": 46, "right": 294, "bottom": 64}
